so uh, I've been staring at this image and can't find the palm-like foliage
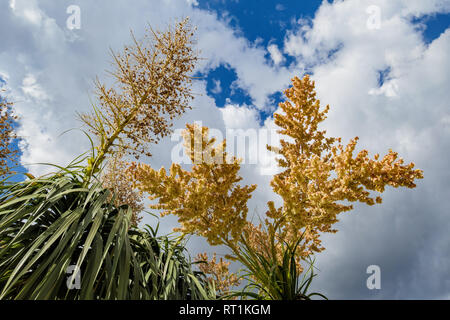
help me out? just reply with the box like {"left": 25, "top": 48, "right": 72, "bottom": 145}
{"left": 130, "top": 225, "right": 216, "bottom": 300}
{"left": 227, "top": 229, "right": 327, "bottom": 300}
{"left": 0, "top": 19, "right": 218, "bottom": 300}
{"left": 0, "top": 166, "right": 215, "bottom": 300}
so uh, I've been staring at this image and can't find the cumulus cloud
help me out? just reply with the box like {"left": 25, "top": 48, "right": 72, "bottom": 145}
{"left": 21, "top": 74, "right": 50, "bottom": 101}
{"left": 0, "top": 0, "right": 299, "bottom": 177}
{"left": 210, "top": 79, "right": 222, "bottom": 94}
{"left": 267, "top": 43, "right": 285, "bottom": 65}
{"left": 9, "top": 0, "right": 44, "bottom": 26}
{"left": 220, "top": 104, "right": 260, "bottom": 129}
{"left": 186, "top": 0, "right": 199, "bottom": 7}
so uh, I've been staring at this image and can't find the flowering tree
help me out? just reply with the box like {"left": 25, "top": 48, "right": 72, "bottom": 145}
{"left": 129, "top": 74, "right": 423, "bottom": 298}
{"left": 80, "top": 18, "right": 198, "bottom": 181}
{"left": 0, "top": 93, "right": 18, "bottom": 179}
{"left": 80, "top": 18, "right": 198, "bottom": 224}
{"left": 129, "top": 123, "right": 256, "bottom": 247}
{"left": 0, "top": 19, "right": 218, "bottom": 300}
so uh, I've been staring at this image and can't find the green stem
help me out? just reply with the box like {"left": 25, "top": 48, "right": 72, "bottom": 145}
{"left": 83, "top": 84, "right": 154, "bottom": 185}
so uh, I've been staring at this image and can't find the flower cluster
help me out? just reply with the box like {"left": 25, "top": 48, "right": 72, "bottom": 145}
{"left": 129, "top": 123, "right": 257, "bottom": 246}
{"left": 195, "top": 252, "right": 240, "bottom": 296}
{"left": 101, "top": 153, "right": 144, "bottom": 226}
{"left": 266, "top": 75, "right": 424, "bottom": 256}
{"left": 80, "top": 18, "right": 198, "bottom": 180}
{"left": 0, "top": 92, "right": 18, "bottom": 178}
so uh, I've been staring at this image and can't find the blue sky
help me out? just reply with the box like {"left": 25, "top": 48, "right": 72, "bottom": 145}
{"left": 413, "top": 11, "right": 450, "bottom": 43}
{"left": 199, "top": 0, "right": 325, "bottom": 115}
{"left": 198, "top": 0, "right": 450, "bottom": 123}
{"left": 1, "top": 0, "right": 450, "bottom": 299}
{"left": 198, "top": 0, "right": 325, "bottom": 46}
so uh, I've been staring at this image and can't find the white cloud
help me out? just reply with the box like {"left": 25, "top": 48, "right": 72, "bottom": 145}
{"left": 210, "top": 79, "right": 222, "bottom": 94}
{"left": 220, "top": 104, "right": 260, "bottom": 129}
{"left": 368, "top": 79, "right": 399, "bottom": 97}
{"left": 0, "top": 71, "right": 9, "bottom": 83}
{"left": 267, "top": 43, "right": 285, "bottom": 65}
{"left": 0, "top": 0, "right": 302, "bottom": 179}
{"left": 192, "top": 11, "right": 302, "bottom": 109}
{"left": 186, "top": 0, "right": 199, "bottom": 7}
{"left": 21, "top": 74, "right": 50, "bottom": 101}
{"left": 9, "top": 0, "right": 43, "bottom": 26}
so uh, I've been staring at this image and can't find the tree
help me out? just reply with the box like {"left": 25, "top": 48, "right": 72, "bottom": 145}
{"left": 130, "top": 75, "right": 424, "bottom": 299}
{"left": 79, "top": 17, "right": 198, "bottom": 224}
{"left": 0, "top": 167, "right": 215, "bottom": 299}
{"left": 0, "top": 19, "right": 216, "bottom": 300}
{"left": 80, "top": 18, "right": 198, "bottom": 183}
